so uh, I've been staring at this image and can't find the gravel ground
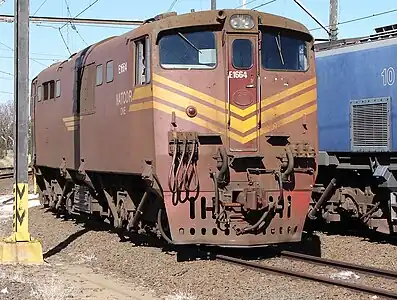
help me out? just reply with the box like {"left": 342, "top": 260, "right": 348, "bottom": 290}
{"left": 1, "top": 175, "right": 396, "bottom": 300}
{"left": 0, "top": 181, "right": 160, "bottom": 300}
{"left": 25, "top": 205, "right": 397, "bottom": 300}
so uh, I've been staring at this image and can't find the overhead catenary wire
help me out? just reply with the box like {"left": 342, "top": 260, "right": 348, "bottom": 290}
{"left": 0, "top": 41, "right": 47, "bottom": 67}
{"left": 235, "top": 0, "right": 259, "bottom": 9}
{"left": 59, "top": 0, "right": 100, "bottom": 30}
{"left": 62, "top": 0, "right": 88, "bottom": 46}
{"left": 0, "top": 56, "right": 59, "bottom": 61}
{"left": 36, "top": 22, "right": 133, "bottom": 30}
{"left": 167, "top": 0, "right": 178, "bottom": 12}
{"left": 310, "top": 7, "right": 397, "bottom": 32}
{"left": 0, "top": 40, "right": 64, "bottom": 57}
{"left": 58, "top": 28, "right": 72, "bottom": 55}
{"left": 250, "top": 0, "right": 277, "bottom": 10}
{"left": 0, "top": 70, "right": 13, "bottom": 76}
{"left": 32, "top": 0, "right": 50, "bottom": 16}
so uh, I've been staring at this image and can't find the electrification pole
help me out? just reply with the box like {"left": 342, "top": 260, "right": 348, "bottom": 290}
{"left": 0, "top": 0, "right": 43, "bottom": 264}
{"left": 242, "top": 0, "right": 247, "bottom": 9}
{"left": 329, "top": 0, "right": 338, "bottom": 41}
{"left": 14, "top": 0, "right": 30, "bottom": 242}
{"left": 211, "top": 0, "right": 216, "bottom": 10}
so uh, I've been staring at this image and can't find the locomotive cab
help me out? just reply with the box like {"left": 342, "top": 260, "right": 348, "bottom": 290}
{"left": 152, "top": 10, "right": 318, "bottom": 246}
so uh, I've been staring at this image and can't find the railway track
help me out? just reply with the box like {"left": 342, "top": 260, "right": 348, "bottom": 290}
{"left": 0, "top": 168, "right": 33, "bottom": 180}
{"left": 217, "top": 252, "right": 397, "bottom": 299}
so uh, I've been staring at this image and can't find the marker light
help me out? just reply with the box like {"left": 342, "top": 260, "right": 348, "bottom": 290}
{"left": 230, "top": 14, "right": 254, "bottom": 30}
{"left": 186, "top": 106, "right": 197, "bottom": 118}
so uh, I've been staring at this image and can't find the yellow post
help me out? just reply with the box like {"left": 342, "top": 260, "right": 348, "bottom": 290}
{"left": 0, "top": 0, "right": 43, "bottom": 264}
{"left": 0, "top": 184, "right": 43, "bottom": 264}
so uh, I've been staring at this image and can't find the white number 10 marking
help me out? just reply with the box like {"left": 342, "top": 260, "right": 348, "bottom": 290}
{"left": 382, "top": 67, "right": 395, "bottom": 86}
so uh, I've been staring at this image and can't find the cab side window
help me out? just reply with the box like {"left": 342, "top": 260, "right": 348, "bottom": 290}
{"left": 37, "top": 85, "right": 42, "bottom": 102}
{"left": 42, "top": 80, "right": 55, "bottom": 100}
{"left": 56, "top": 80, "right": 61, "bottom": 98}
{"left": 96, "top": 64, "right": 103, "bottom": 86}
{"left": 134, "top": 36, "right": 151, "bottom": 86}
{"left": 106, "top": 60, "right": 114, "bottom": 83}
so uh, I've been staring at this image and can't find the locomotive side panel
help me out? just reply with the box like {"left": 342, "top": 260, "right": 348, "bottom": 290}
{"left": 77, "top": 35, "right": 156, "bottom": 174}
{"left": 316, "top": 39, "right": 397, "bottom": 153}
{"left": 308, "top": 37, "right": 397, "bottom": 235}
{"left": 33, "top": 61, "right": 76, "bottom": 169}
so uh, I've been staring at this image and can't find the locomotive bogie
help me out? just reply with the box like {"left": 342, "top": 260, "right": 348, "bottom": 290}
{"left": 309, "top": 33, "right": 397, "bottom": 235}
{"left": 31, "top": 9, "right": 318, "bottom": 247}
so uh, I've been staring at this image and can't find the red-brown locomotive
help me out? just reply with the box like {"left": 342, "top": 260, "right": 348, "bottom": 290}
{"left": 31, "top": 9, "right": 318, "bottom": 247}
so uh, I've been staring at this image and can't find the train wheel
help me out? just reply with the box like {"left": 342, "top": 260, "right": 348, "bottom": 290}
{"left": 157, "top": 208, "right": 173, "bottom": 244}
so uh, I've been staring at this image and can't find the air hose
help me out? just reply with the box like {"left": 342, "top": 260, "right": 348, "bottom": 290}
{"left": 168, "top": 138, "right": 199, "bottom": 195}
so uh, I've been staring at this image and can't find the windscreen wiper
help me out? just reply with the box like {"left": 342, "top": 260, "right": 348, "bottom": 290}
{"left": 177, "top": 32, "right": 202, "bottom": 54}
{"left": 275, "top": 34, "right": 285, "bottom": 65}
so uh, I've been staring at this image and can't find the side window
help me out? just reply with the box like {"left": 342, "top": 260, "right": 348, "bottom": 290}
{"left": 56, "top": 80, "right": 61, "bottom": 98}
{"left": 106, "top": 60, "right": 114, "bottom": 83}
{"left": 37, "top": 85, "right": 42, "bottom": 102}
{"left": 49, "top": 80, "right": 55, "bottom": 99}
{"left": 96, "top": 64, "right": 103, "bottom": 86}
{"left": 43, "top": 82, "right": 49, "bottom": 100}
{"left": 42, "top": 80, "right": 55, "bottom": 100}
{"left": 134, "top": 36, "right": 151, "bottom": 86}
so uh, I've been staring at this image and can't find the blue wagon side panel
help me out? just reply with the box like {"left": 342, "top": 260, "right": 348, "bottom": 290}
{"left": 316, "top": 39, "right": 397, "bottom": 152}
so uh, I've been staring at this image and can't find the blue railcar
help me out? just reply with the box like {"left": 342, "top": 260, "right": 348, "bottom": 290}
{"left": 307, "top": 27, "right": 397, "bottom": 235}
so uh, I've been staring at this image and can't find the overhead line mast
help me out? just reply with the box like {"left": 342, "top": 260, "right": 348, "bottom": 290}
{"left": 211, "top": 0, "right": 216, "bottom": 10}
{"left": 0, "top": 0, "right": 43, "bottom": 264}
{"left": 329, "top": 0, "right": 338, "bottom": 40}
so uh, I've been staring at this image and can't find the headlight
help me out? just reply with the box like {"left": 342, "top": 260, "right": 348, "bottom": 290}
{"left": 230, "top": 14, "right": 255, "bottom": 30}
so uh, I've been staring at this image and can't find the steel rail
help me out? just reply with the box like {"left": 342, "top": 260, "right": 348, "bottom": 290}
{"left": 216, "top": 254, "right": 397, "bottom": 299}
{"left": 0, "top": 172, "right": 13, "bottom": 179}
{"left": 0, "top": 170, "right": 32, "bottom": 180}
{"left": 280, "top": 250, "right": 397, "bottom": 279}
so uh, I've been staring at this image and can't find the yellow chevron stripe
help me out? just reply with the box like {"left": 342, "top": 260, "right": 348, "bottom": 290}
{"left": 66, "top": 125, "right": 79, "bottom": 131}
{"left": 132, "top": 84, "right": 152, "bottom": 100}
{"left": 128, "top": 100, "right": 232, "bottom": 140}
{"left": 151, "top": 83, "right": 316, "bottom": 134}
{"left": 230, "top": 89, "right": 317, "bottom": 133}
{"left": 129, "top": 99, "right": 317, "bottom": 144}
{"left": 239, "top": 104, "right": 318, "bottom": 143}
{"left": 152, "top": 73, "right": 316, "bottom": 117}
{"left": 62, "top": 116, "right": 81, "bottom": 122}
{"left": 260, "top": 79, "right": 316, "bottom": 110}
{"left": 65, "top": 120, "right": 80, "bottom": 127}
{"left": 153, "top": 85, "right": 225, "bottom": 124}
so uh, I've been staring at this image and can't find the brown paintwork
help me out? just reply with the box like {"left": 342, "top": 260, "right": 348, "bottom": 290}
{"left": 32, "top": 9, "right": 318, "bottom": 247}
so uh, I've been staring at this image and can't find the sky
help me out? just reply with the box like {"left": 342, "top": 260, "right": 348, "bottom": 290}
{"left": 1, "top": 0, "right": 397, "bottom": 103}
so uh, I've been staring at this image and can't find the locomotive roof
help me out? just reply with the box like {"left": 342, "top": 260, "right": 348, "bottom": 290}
{"left": 35, "top": 9, "right": 312, "bottom": 79}
{"left": 315, "top": 23, "right": 397, "bottom": 53}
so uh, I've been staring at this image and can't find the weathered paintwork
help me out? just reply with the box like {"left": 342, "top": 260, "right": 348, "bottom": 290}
{"left": 32, "top": 9, "right": 318, "bottom": 247}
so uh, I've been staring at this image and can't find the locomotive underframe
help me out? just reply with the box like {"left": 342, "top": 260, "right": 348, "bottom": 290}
{"left": 33, "top": 160, "right": 166, "bottom": 238}
{"left": 308, "top": 151, "right": 397, "bottom": 235}
{"left": 33, "top": 129, "right": 317, "bottom": 247}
